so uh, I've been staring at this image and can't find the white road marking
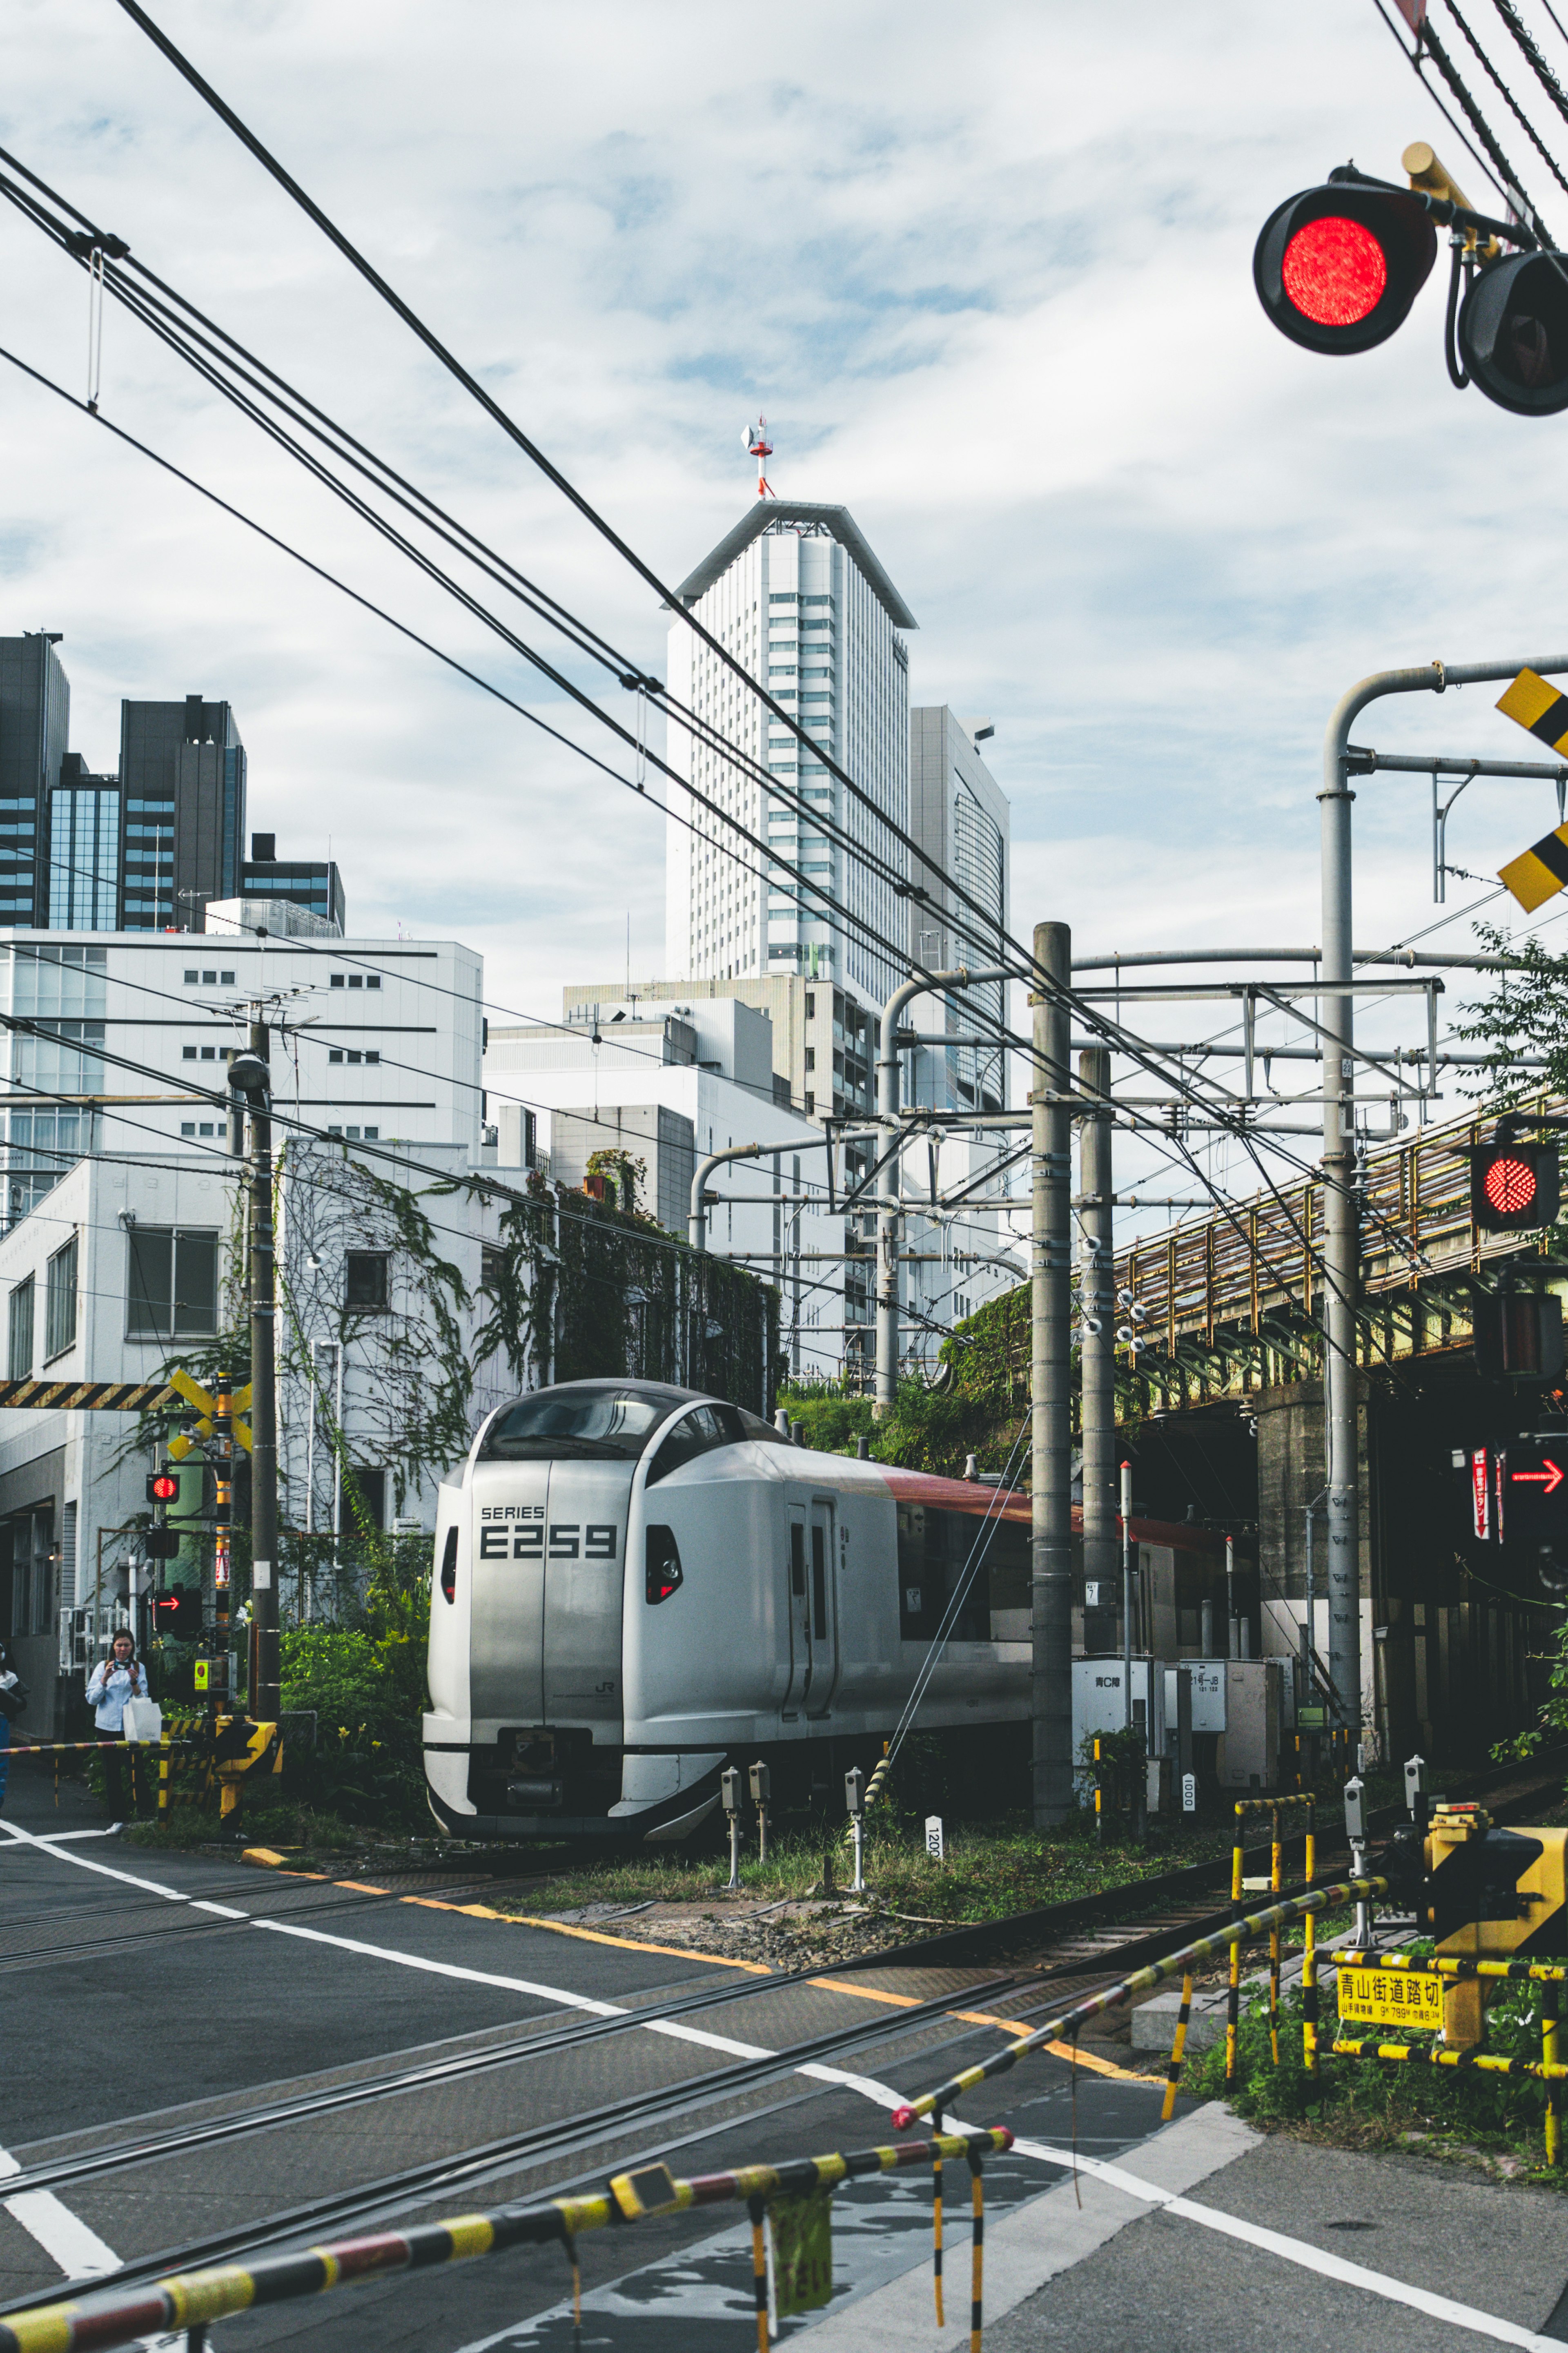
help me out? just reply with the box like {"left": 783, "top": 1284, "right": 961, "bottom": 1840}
{"left": 936, "top": 2123, "right": 1565, "bottom": 2353}
{"left": 2, "top": 2190, "right": 120, "bottom": 2279}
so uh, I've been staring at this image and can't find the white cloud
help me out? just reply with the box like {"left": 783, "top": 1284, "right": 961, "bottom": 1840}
{"left": 3, "top": 0, "right": 1568, "bottom": 1070}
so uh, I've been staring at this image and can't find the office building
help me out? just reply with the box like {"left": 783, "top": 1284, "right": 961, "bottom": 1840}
{"left": 0, "top": 633, "right": 70, "bottom": 928}
{"left": 48, "top": 754, "right": 120, "bottom": 931}
{"left": 908, "top": 708, "right": 1011, "bottom": 1114}
{"left": 242, "top": 833, "right": 346, "bottom": 933}
{"left": 117, "top": 694, "right": 247, "bottom": 930}
{"left": 664, "top": 503, "right": 914, "bottom": 1016}
{"left": 0, "top": 921, "right": 481, "bottom": 1224}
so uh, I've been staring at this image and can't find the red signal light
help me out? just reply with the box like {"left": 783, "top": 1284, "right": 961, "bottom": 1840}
{"left": 1281, "top": 216, "right": 1388, "bottom": 327}
{"left": 151, "top": 1471, "right": 179, "bottom": 1503}
{"left": 1484, "top": 1155, "right": 1538, "bottom": 1216}
{"left": 1254, "top": 181, "right": 1435, "bottom": 356}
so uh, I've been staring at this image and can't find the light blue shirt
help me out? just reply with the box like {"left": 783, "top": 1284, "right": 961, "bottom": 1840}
{"left": 86, "top": 1659, "right": 147, "bottom": 1733}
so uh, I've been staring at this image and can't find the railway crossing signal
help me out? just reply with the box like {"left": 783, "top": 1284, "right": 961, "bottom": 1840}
{"left": 1470, "top": 1136, "right": 1560, "bottom": 1232}
{"left": 1253, "top": 150, "right": 1568, "bottom": 414}
{"left": 1254, "top": 176, "right": 1436, "bottom": 354}
{"left": 147, "top": 1470, "right": 178, "bottom": 1506}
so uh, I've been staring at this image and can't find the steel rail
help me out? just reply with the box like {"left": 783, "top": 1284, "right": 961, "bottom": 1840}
{"left": 0, "top": 1971, "right": 1019, "bottom": 2313}
{"left": 0, "top": 1952, "right": 1014, "bottom": 2206}
{"left": 0, "top": 2124, "right": 1016, "bottom": 2353}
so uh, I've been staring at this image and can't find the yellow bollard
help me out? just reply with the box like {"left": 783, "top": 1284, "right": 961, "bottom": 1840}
{"left": 748, "top": 2192, "right": 769, "bottom": 2353}
{"left": 1226, "top": 1808, "right": 1244, "bottom": 2090}
{"left": 1546, "top": 1982, "right": 1562, "bottom": 2169}
{"left": 968, "top": 2151, "right": 984, "bottom": 2353}
{"left": 1163, "top": 1973, "right": 1194, "bottom": 2122}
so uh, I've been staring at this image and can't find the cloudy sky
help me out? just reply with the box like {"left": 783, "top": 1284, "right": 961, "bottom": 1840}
{"left": 5, "top": 0, "right": 1568, "bottom": 1207}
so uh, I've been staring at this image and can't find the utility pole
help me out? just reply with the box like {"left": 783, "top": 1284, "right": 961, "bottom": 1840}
{"left": 229, "top": 1029, "right": 278, "bottom": 1721}
{"left": 1078, "top": 1046, "right": 1117, "bottom": 1664}
{"left": 1032, "top": 922, "right": 1073, "bottom": 1823}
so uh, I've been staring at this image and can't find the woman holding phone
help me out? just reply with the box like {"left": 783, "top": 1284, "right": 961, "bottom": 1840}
{"left": 87, "top": 1629, "right": 148, "bottom": 1817}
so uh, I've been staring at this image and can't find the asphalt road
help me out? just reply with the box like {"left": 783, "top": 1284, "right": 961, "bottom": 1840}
{"left": 6, "top": 1770, "right": 1568, "bottom": 2353}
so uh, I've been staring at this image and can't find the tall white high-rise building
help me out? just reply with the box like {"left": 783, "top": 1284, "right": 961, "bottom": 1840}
{"left": 664, "top": 503, "right": 915, "bottom": 1014}
{"left": 907, "top": 708, "right": 1011, "bottom": 1115}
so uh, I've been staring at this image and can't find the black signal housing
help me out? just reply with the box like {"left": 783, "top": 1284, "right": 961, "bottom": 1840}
{"left": 1471, "top": 1138, "right": 1561, "bottom": 1233}
{"left": 1457, "top": 249, "right": 1568, "bottom": 415}
{"left": 1254, "top": 180, "right": 1437, "bottom": 355}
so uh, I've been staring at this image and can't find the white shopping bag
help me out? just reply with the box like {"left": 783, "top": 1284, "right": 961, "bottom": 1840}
{"left": 122, "top": 1695, "right": 163, "bottom": 1745}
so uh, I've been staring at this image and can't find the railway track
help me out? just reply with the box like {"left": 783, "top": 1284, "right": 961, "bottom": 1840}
{"left": 5, "top": 1748, "right": 1559, "bottom": 2322}
{"left": 0, "top": 1967, "right": 1030, "bottom": 2311}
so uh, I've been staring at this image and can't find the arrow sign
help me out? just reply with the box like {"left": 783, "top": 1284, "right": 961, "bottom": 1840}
{"left": 1513, "top": 1459, "right": 1565, "bottom": 1494}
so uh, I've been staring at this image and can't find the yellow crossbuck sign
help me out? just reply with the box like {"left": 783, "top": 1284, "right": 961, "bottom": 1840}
{"left": 167, "top": 1366, "right": 252, "bottom": 1458}
{"left": 1495, "top": 669, "right": 1568, "bottom": 910}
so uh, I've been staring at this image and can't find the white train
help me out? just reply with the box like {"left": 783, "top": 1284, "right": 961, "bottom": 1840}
{"left": 423, "top": 1376, "right": 1226, "bottom": 1842}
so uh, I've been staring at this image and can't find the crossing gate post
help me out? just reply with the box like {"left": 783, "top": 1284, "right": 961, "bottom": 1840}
{"left": 1227, "top": 1810, "right": 1244, "bottom": 2090}
{"left": 1162, "top": 1974, "right": 1194, "bottom": 2122}
{"left": 1303, "top": 1798, "right": 1319, "bottom": 2080}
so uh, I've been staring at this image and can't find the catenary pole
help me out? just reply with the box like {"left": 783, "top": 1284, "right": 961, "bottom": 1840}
{"left": 1078, "top": 1046, "right": 1116, "bottom": 1671}
{"left": 1033, "top": 923, "right": 1073, "bottom": 1823}
{"left": 1319, "top": 649, "right": 1568, "bottom": 1742}
{"left": 873, "top": 967, "right": 1010, "bottom": 1418}
{"left": 247, "top": 1014, "right": 280, "bottom": 1720}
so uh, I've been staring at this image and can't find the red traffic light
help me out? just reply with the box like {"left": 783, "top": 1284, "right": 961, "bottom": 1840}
{"left": 1457, "top": 250, "right": 1568, "bottom": 415}
{"left": 1471, "top": 1137, "right": 1561, "bottom": 1233}
{"left": 148, "top": 1470, "right": 179, "bottom": 1504}
{"left": 1255, "top": 182, "right": 1437, "bottom": 355}
{"left": 1486, "top": 1155, "right": 1538, "bottom": 1215}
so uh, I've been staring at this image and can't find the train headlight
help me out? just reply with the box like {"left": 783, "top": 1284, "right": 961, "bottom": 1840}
{"left": 646, "top": 1524, "right": 684, "bottom": 1604}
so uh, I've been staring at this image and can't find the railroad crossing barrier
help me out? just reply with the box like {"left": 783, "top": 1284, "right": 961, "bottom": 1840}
{"left": 891, "top": 1871, "right": 1389, "bottom": 2129}
{"left": 1334, "top": 1950, "right": 1568, "bottom": 2164}
{"left": 2, "top": 1720, "right": 280, "bottom": 1820}
{"left": 0, "top": 2124, "right": 1013, "bottom": 2353}
{"left": 1228, "top": 1795, "right": 1316, "bottom": 2088}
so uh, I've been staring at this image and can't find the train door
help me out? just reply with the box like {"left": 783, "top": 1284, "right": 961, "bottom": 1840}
{"left": 806, "top": 1497, "right": 839, "bottom": 1717}
{"left": 783, "top": 1505, "right": 812, "bottom": 1712}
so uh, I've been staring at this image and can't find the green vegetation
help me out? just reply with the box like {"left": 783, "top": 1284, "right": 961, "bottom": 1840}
{"left": 1188, "top": 1972, "right": 1567, "bottom": 2178}
{"left": 494, "top": 1808, "right": 1236, "bottom": 1924}
{"left": 780, "top": 1280, "right": 1148, "bottom": 1473}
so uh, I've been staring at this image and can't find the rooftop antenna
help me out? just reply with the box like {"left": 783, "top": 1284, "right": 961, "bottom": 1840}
{"left": 744, "top": 415, "right": 775, "bottom": 499}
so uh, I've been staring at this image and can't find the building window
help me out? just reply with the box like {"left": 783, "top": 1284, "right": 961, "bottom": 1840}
{"left": 480, "top": 1243, "right": 506, "bottom": 1296}
{"left": 329, "top": 1049, "right": 343, "bottom": 1063}
{"left": 125, "top": 1226, "right": 218, "bottom": 1339}
{"left": 183, "top": 1046, "right": 197, "bottom": 1060}
{"left": 331, "top": 974, "right": 345, "bottom": 988}
{"left": 45, "top": 1234, "right": 78, "bottom": 1360}
{"left": 180, "top": 1122, "right": 196, "bottom": 1136}
{"left": 804, "top": 1048, "right": 815, "bottom": 1071}
{"left": 340, "top": 1464, "right": 386, "bottom": 1533}
{"left": 345, "top": 1251, "right": 390, "bottom": 1312}
{"left": 7, "top": 1277, "right": 33, "bottom": 1381}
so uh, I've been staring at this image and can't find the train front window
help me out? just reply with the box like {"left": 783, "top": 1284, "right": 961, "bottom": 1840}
{"left": 481, "top": 1386, "right": 672, "bottom": 1461}
{"left": 646, "top": 1402, "right": 747, "bottom": 1484}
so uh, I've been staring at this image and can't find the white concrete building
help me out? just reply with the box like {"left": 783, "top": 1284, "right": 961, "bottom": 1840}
{"left": 907, "top": 708, "right": 1011, "bottom": 1117}
{"left": 0, "top": 1136, "right": 535, "bottom": 1736}
{"left": 484, "top": 999, "right": 846, "bottom": 1377}
{"left": 0, "top": 923, "right": 483, "bottom": 1223}
{"left": 664, "top": 502, "right": 915, "bottom": 1015}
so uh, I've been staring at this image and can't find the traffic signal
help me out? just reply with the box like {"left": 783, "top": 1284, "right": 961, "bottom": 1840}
{"left": 1473, "top": 1293, "right": 1566, "bottom": 1381}
{"left": 1457, "top": 250, "right": 1568, "bottom": 415}
{"left": 1471, "top": 1137, "right": 1561, "bottom": 1233}
{"left": 143, "top": 1528, "right": 181, "bottom": 1560}
{"left": 1254, "top": 180, "right": 1436, "bottom": 355}
{"left": 147, "top": 1469, "right": 178, "bottom": 1506}
{"left": 151, "top": 1582, "right": 202, "bottom": 1638}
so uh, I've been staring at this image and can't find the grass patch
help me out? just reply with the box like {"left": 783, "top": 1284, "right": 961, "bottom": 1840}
{"left": 124, "top": 1802, "right": 364, "bottom": 1854}
{"left": 494, "top": 1810, "right": 1239, "bottom": 1923}
{"left": 1186, "top": 1977, "right": 1568, "bottom": 2182}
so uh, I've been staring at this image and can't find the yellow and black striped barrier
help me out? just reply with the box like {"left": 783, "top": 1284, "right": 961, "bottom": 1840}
{"left": 1335, "top": 1949, "right": 1568, "bottom": 2164}
{"left": 1227, "top": 1795, "right": 1315, "bottom": 2088}
{"left": 891, "top": 1873, "right": 1389, "bottom": 2129}
{"left": 0, "top": 2125, "right": 1013, "bottom": 2353}
{"left": 1161, "top": 1973, "right": 1194, "bottom": 2123}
